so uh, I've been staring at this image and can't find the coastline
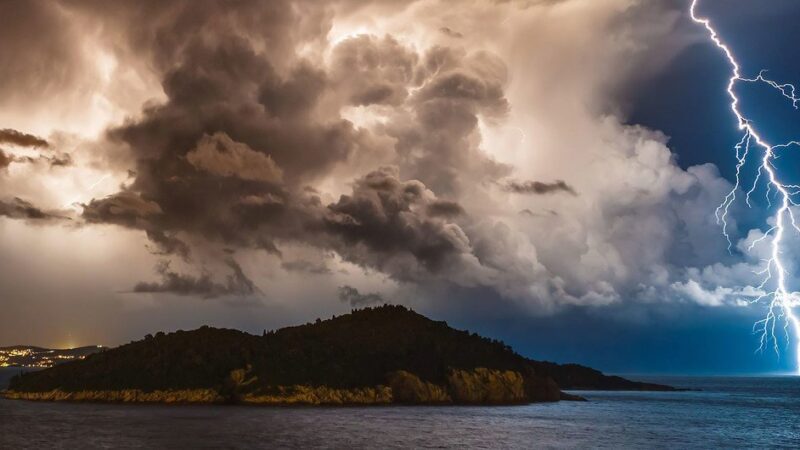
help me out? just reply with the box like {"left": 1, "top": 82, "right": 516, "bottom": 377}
{"left": 1, "top": 368, "right": 587, "bottom": 405}
{"left": 0, "top": 388, "right": 526, "bottom": 406}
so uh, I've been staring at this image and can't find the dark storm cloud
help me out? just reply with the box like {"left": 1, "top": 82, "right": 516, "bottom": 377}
{"left": 186, "top": 132, "right": 283, "bottom": 183}
{"left": 281, "top": 259, "right": 332, "bottom": 275}
{"left": 389, "top": 47, "right": 513, "bottom": 195}
{"left": 0, "top": 129, "right": 49, "bottom": 148}
{"left": 0, "top": 198, "right": 67, "bottom": 221}
{"left": 504, "top": 179, "right": 577, "bottom": 195}
{"left": 145, "top": 230, "right": 191, "bottom": 261}
{"left": 58, "top": 0, "right": 537, "bottom": 297}
{"left": 111, "top": 41, "right": 356, "bottom": 181}
{"left": 0, "top": 129, "right": 62, "bottom": 170}
{"left": 82, "top": 191, "right": 163, "bottom": 229}
{"left": 0, "top": 0, "right": 743, "bottom": 351}
{"left": 439, "top": 27, "right": 464, "bottom": 39}
{"left": 0, "top": 154, "right": 72, "bottom": 169}
{"left": 2, "top": 153, "right": 73, "bottom": 168}
{"left": 0, "top": 128, "right": 67, "bottom": 171}
{"left": 324, "top": 167, "right": 471, "bottom": 276}
{"left": 426, "top": 200, "right": 465, "bottom": 218}
{"left": 133, "top": 260, "right": 258, "bottom": 299}
{"left": 64, "top": 1, "right": 347, "bottom": 293}
{"left": 330, "top": 35, "right": 419, "bottom": 106}
{"left": 46, "top": 153, "right": 72, "bottom": 167}
{"left": 73, "top": 1, "right": 354, "bottom": 259}
{"left": 0, "top": 150, "right": 11, "bottom": 169}
{"left": 84, "top": 194, "right": 188, "bottom": 259}
{"left": 337, "top": 285, "right": 384, "bottom": 307}
{"left": 74, "top": 6, "right": 478, "bottom": 254}
{"left": 416, "top": 69, "right": 508, "bottom": 116}
{"left": 255, "top": 238, "right": 283, "bottom": 257}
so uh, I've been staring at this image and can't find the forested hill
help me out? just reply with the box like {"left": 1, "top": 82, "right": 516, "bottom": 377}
{"left": 5, "top": 305, "right": 673, "bottom": 404}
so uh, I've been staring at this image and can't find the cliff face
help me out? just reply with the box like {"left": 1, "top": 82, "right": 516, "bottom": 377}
{"left": 3, "top": 305, "right": 671, "bottom": 405}
{"left": 447, "top": 368, "right": 527, "bottom": 404}
{"left": 385, "top": 368, "right": 531, "bottom": 404}
{"left": 387, "top": 370, "right": 451, "bottom": 403}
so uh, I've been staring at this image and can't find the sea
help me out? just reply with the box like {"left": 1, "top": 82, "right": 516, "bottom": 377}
{"left": 1, "top": 373, "right": 799, "bottom": 449}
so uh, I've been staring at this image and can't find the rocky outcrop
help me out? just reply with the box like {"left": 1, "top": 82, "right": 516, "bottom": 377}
{"left": 241, "top": 385, "right": 393, "bottom": 405}
{"left": 522, "top": 370, "right": 563, "bottom": 402}
{"left": 447, "top": 368, "right": 527, "bottom": 404}
{"left": 387, "top": 370, "right": 451, "bottom": 403}
{"left": 386, "top": 368, "right": 539, "bottom": 405}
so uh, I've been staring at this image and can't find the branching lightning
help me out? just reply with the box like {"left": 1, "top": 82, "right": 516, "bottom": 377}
{"left": 691, "top": 1, "right": 800, "bottom": 373}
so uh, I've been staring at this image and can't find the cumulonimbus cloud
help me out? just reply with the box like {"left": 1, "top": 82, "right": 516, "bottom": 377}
{"left": 0, "top": 0, "right": 755, "bottom": 315}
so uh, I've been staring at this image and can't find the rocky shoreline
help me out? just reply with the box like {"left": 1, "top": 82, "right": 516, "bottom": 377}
{"left": 2, "top": 367, "right": 586, "bottom": 405}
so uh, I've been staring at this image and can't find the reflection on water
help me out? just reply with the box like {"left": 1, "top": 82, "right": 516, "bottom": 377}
{"left": 1, "top": 376, "right": 799, "bottom": 448}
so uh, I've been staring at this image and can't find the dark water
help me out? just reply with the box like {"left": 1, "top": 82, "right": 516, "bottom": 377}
{"left": 1, "top": 376, "right": 799, "bottom": 449}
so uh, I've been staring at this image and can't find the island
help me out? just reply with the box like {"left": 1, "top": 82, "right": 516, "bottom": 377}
{"left": 2, "top": 305, "right": 674, "bottom": 405}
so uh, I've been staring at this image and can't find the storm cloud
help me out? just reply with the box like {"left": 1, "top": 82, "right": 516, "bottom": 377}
{"left": 504, "top": 179, "right": 577, "bottom": 196}
{"left": 0, "top": 198, "right": 67, "bottom": 221}
{"left": 133, "top": 260, "right": 258, "bottom": 299}
{"left": 338, "top": 285, "right": 385, "bottom": 307}
{"left": 0, "top": 150, "right": 11, "bottom": 169}
{"left": 282, "top": 259, "right": 333, "bottom": 275}
{"left": 0, "top": 129, "right": 49, "bottom": 148}
{"left": 186, "top": 132, "right": 284, "bottom": 184}
{"left": 0, "top": 0, "right": 760, "bottom": 326}
{"left": 56, "top": 2, "right": 541, "bottom": 297}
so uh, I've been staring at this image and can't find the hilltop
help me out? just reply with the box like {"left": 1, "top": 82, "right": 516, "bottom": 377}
{"left": 4, "top": 305, "right": 673, "bottom": 405}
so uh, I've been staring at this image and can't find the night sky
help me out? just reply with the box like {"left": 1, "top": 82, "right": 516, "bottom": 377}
{"left": 1, "top": 0, "right": 799, "bottom": 375}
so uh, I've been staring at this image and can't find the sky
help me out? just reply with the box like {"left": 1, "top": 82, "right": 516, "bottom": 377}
{"left": 1, "top": 0, "right": 799, "bottom": 375}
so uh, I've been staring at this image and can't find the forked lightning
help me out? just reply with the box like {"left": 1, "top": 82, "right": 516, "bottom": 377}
{"left": 691, "top": 0, "right": 800, "bottom": 372}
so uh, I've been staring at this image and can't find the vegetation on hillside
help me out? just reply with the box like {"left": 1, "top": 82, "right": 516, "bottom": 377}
{"left": 6, "top": 305, "right": 673, "bottom": 404}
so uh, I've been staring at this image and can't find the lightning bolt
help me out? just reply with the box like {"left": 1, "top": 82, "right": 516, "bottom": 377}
{"left": 63, "top": 174, "right": 111, "bottom": 209}
{"left": 691, "top": 1, "right": 800, "bottom": 373}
